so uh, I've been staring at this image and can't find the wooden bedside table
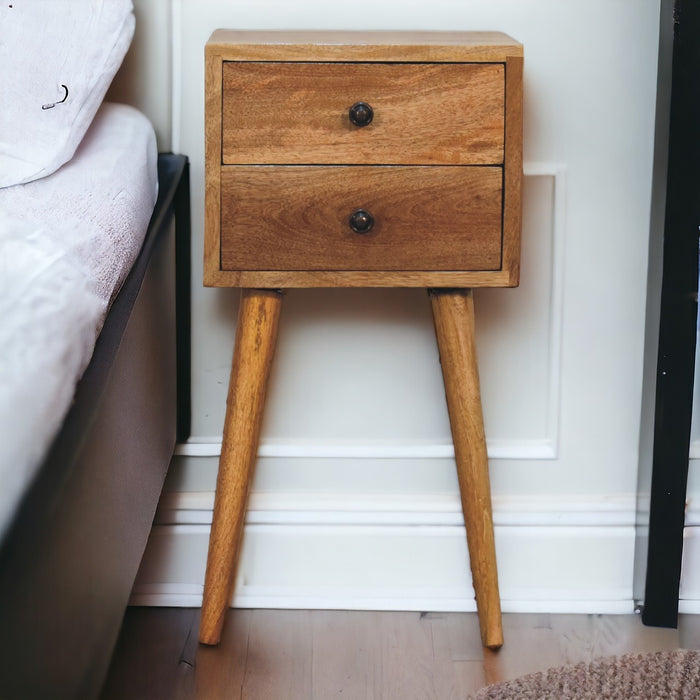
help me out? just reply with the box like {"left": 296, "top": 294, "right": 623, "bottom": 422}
{"left": 201, "top": 30, "right": 523, "bottom": 650}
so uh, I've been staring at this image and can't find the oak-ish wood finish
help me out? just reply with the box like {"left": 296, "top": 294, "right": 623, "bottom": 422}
{"left": 222, "top": 62, "right": 504, "bottom": 165}
{"left": 430, "top": 289, "right": 503, "bottom": 650}
{"left": 199, "top": 289, "right": 283, "bottom": 645}
{"left": 503, "top": 54, "right": 524, "bottom": 286}
{"left": 202, "top": 31, "right": 523, "bottom": 651}
{"left": 207, "top": 29, "right": 523, "bottom": 62}
{"left": 204, "top": 30, "right": 523, "bottom": 288}
{"left": 220, "top": 166, "right": 503, "bottom": 272}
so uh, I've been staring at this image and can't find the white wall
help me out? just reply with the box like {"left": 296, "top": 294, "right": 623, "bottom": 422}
{"left": 114, "top": 0, "right": 689, "bottom": 613}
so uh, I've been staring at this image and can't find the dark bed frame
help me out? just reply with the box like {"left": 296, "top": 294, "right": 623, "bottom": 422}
{"left": 0, "top": 153, "right": 190, "bottom": 700}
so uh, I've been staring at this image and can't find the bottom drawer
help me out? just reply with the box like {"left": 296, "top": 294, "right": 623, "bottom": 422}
{"left": 220, "top": 166, "right": 503, "bottom": 272}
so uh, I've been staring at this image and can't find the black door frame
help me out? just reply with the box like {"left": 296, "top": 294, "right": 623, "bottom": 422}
{"left": 641, "top": 0, "right": 700, "bottom": 627}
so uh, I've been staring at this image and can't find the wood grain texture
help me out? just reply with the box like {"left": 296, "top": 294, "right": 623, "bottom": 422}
{"left": 204, "top": 30, "right": 523, "bottom": 289}
{"left": 103, "top": 610, "right": 693, "bottom": 699}
{"left": 220, "top": 166, "right": 503, "bottom": 272}
{"left": 204, "top": 268, "right": 517, "bottom": 289}
{"left": 502, "top": 54, "right": 524, "bottom": 287}
{"left": 203, "top": 48, "right": 223, "bottom": 287}
{"left": 430, "top": 289, "right": 502, "bottom": 650}
{"left": 207, "top": 30, "right": 523, "bottom": 62}
{"left": 222, "top": 62, "right": 504, "bottom": 165}
{"left": 199, "top": 289, "right": 283, "bottom": 645}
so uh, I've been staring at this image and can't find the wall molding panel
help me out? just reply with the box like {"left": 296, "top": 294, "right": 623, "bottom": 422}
{"left": 522, "top": 162, "right": 567, "bottom": 462}
{"left": 174, "top": 163, "right": 567, "bottom": 464}
{"left": 174, "top": 437, "right": 557, "bottom": 461}
{"left": 153, "top": 490, "right": 637, "bottom": 528}
{"left": 170, "top": 0, "right": 183, "bottom": 153}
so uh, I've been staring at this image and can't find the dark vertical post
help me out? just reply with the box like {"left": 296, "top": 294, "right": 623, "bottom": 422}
{"left": 174, "top": 158, "right": 192, "bottom": 443}
{"left": 642, "top": 0, "right": 700, "bottom": 627}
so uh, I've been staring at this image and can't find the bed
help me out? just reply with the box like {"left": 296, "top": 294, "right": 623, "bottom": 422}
{"left": 0, "top": 143, "right": 190, "bottom": 699}
{"left": 0, "top": 3, "right": 190, "bottom": 698}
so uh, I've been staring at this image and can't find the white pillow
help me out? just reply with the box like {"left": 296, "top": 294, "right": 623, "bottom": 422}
{"left": 0, "top": 0, "right": 135, "bottom": 188}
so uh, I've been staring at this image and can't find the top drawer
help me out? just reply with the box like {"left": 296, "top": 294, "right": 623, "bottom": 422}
{"left": 221, "top": 62, "right": 505, "bottom": 165}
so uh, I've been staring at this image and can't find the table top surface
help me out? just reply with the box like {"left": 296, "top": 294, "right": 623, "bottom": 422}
{"left": 206, "top": 30, "right": 523, "bottom": 62}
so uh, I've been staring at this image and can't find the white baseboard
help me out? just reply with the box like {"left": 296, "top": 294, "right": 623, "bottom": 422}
{"left": 131, "top": 492, "right": 640, "bottom": 613}
{"left": 680, "top": 519, "right": 700, "bottom": 608}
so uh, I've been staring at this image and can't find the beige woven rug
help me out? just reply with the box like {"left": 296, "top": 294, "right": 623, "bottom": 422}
{"left": 472, "top": 649, "right": 700, "bottom": 699}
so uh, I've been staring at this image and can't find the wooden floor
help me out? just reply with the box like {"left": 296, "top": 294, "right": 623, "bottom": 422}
{"left": 100, "top": 608, "right": 700, "bottom": 699}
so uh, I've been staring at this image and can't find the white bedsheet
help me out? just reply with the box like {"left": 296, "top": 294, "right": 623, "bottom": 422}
{"left": 0, "top": 102, "right": 157, "bottom": 539}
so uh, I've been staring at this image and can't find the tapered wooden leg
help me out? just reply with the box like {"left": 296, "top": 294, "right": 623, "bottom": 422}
{"left": 429, "top": 288, "right": 503, "bottom": 650}
{"left": 199, "top": 288, "right": 283, "bottom": 645}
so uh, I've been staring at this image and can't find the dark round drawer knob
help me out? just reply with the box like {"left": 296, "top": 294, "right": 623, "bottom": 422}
{"left": 349, "top": 101, "right": 373, "bottom": 127}
{"left": 349, "top": 209, "right": 374, "bottom": 234}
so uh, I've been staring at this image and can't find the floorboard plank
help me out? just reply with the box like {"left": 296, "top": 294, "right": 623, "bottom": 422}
{"left": 100, "top": 608, "right": 196, "bottom": 700}
{"left": 193, "top": 609, "right": 253, "bottom": 699}
{"left": 427, "top": 612, "right": 485, "bottom": 698}
{"left": 591, "top": 614, "right": 681, "bottom": 658}
{"left": 241, "top": 609, "right": 313, "bottom": 699}
{"left": 480, "top": 614, "right": 593, "bottom": 686}
{"left": 311, "top": 610, "right": 376, "bottom": 699}
{"left": 372, "top": 611, "right": 438, "bottom": 700}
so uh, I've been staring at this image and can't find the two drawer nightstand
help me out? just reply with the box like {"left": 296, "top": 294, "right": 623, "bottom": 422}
{"left": 201, "top": 30, "right": 523, "bottom": 650}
